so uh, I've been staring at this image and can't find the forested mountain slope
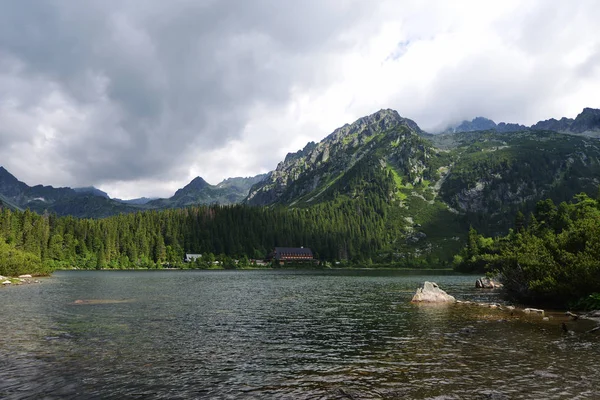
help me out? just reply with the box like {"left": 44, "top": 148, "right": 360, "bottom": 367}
{"left": 1, "top": 108, "right": 600, "bottom": 270}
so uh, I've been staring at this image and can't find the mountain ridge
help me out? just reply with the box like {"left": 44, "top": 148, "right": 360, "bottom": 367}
{"left": 2, "top": 107, "right": 599, "bottom": 222}
{"left": 0, "top": 166, "right": 267, "bottom": 217}
{"left": 442, "top": 107, "right": 600, "bottom": 136}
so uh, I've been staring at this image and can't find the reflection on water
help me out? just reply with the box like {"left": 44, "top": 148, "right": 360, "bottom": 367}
{"left": 0, "top": 270, "right": 598, "bottom": 399}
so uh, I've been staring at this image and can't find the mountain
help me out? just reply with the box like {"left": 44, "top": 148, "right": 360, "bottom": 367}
{"left": 114, "top": 197, "right": 158, "bottom": 205}
{"left": 243, "top": 108, "right": 600, "bottom": 262}
{"left": 443, "top": 117, "right": 527, "bottom": 134}
{"left": 246, "top": 109, "right": 429, "bottom": 206}
{"left": 532, "top": 107, "right": 600, "bottom": 136}
{"left": 0, "top": 166, "right": 28, "bottom": 198}
{"left": 148, "top": 174, "right": 266, "bottom": 208}
{"left": 73, "top": 186, "right": 110, "bottom": 199}
{"left": 0, "top": 165, "right": 267, "bottom": 217}
{"left": 0, "top": 166, "right": 138, "bottom": 218}
{"left": 445, "top": 107, "right": 600, "bottom": 137}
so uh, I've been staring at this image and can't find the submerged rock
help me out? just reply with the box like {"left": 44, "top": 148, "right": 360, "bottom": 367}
{"left": 475, "top": 277, "right": 503, "bottom": 289}
{"left": 411, "top": 281, "right": 456, "bottom": 303}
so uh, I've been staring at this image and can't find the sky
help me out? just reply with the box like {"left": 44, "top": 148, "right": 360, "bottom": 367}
{"left": 1, "top": 0, "right": 599, "bottom": 199}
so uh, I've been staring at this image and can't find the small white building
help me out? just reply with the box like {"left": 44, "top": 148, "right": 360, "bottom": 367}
{"left": 185, "top": 253, "right": 202, "bottom": 262}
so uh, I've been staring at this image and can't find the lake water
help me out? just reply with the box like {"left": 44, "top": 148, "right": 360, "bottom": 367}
{"left": 0, "top": 270, "right": 599, "bottom": 399}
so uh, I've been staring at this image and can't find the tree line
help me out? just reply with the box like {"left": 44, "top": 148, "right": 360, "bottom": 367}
{"left": 0, "top": 193, "right": 397, "bottom": 275}
{"left": 453, "top": 191, "right": 600, "bottom": 309}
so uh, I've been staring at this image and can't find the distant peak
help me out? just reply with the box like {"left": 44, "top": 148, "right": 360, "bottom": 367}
{"left": 581, "top": 107, "right": 600, "bottom": 112}
{"left": 0, "top": 166, "right": 19, "bottom": 181}
{"left": 188, "top": 176, "right": 209, "bottom": 187}
{"left": 171, "top": 176, "right": 211, "bottom": 199}
{"left": 443, "top": 116, "right": 497, "bottom": 134}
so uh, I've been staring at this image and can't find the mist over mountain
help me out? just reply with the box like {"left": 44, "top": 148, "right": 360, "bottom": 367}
{"left": 443, "top": 107, "right": 600, "bottom": 136}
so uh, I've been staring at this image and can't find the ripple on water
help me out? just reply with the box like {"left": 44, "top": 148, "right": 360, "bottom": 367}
{"left": 0, "top": 270, "right": 599, "bottom": 399}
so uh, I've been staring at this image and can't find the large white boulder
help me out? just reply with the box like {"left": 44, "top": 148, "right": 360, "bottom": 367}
{"left": 411, "top": 281, "right": 456, "bottom": 303}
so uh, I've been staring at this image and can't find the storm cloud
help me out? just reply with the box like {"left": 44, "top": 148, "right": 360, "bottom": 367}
{"left": 1, "top": 0, "right": 599, "bottom": 198}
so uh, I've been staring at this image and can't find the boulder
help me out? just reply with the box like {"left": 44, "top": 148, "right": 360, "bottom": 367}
{"left": 475, "top": 277, "right": 503, "bottom": 289}
{"left": 565, "top": 311, "right": 579, "bottom": 320}
{"left": 18, "top": 274, "right": 32, "bottom": 278}
{"left": 411, "top": 281, "right": 456, "bottom": 303}
{"left": 2, "top": 280, "right": 11, "bottom": 285}
{"left": 586, "top": 310, "right": 600, "bottom": 318}
{"left": 523, "top": 308, "right": 545, "bottom": 316}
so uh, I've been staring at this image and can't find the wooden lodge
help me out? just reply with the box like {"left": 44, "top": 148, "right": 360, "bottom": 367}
{"left": 267, "top": 247, "right": 314, "bottom": 264}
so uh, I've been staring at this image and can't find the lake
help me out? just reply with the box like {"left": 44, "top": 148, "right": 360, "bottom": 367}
{"left": 0, "top": 270, "right": 598, "bottom": 399}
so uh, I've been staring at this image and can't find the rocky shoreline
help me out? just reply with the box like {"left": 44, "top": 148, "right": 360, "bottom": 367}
{"left": 0, "top": 274, "right": 42, "bottom": 287}
{"left": 411, "top": 281, "right": 600, "bottom": 334}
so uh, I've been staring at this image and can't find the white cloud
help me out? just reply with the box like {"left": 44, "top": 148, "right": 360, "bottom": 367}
{"left": 0, "top": 0, "right": 599, "bottom": 199}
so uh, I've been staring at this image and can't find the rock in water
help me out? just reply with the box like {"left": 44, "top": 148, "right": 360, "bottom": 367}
{"left": 475, "top": 277, "right": 503, "bottom": 288}
{"left": 411, "top": 281, "right": 456, "bottom": 303}
{"left": 18, "top": 274, "right": 32, "bottom": 278}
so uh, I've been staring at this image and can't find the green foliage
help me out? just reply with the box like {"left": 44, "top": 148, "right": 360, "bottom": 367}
{"left": 0, "top": 235, "right": 48, "bottom": 276}
{"left": 570, "top": 293, "right": 600, "bottom": 311}
{"left": 453, "top": 191, "right": 600, "bottom": 308}
{"left": 439, "top": 130, "right": 600, "bottom": 235}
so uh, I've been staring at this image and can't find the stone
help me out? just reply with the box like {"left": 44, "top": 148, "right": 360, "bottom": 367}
{"left": 565, "top": 311, "right": 579, "bottom": 320}
{"left": 2, "top": 280, "right": 11, "bottom": 285}
{"left": 18, "top": 274, "right": 32, "bottom": 278}
{"left": 586, "top": 310, "right": 600, "bottom": 318}
{"left": 523, "top": 308, "right": 545, "bottom": 316}
{"left": 411, "top": 281, "right": 456, "bottom": 303}
{"left": 475, "top": 277, "right": 503, "bottom": 289}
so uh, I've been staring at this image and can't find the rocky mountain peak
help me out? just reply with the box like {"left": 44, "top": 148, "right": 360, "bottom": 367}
{"left": 327, "top": 109, "right": 422, "bottom": 142}
{"left": 173, "top": 176, "right": 210, "bottom": 198}
{"left": 442, "top": 116, "right": 526, "bottom": 134}
{"left": 245, "top": 108, "right": 426, "bottom": 206}
{"left": 0, "top": 166, "right": 28, "bottom": 198}
{"left": 571, "top": 107, "right": 600, "bottom": 133}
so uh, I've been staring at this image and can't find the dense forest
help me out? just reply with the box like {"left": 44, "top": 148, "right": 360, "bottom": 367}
{"left": 0, "top": 191, "right": 408, "bottom": 276}
{"left": 453, "top": 191, "right": 600, "bottom": 308}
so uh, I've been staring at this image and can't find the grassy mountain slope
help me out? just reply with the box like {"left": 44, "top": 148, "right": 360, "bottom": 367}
{"left": 434, "top": 130, "right": 600, "bottom": 235}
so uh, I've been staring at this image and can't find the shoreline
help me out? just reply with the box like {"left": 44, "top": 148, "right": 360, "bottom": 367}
{"left": 1, "top": 274, "right": 42, "bottom": 286}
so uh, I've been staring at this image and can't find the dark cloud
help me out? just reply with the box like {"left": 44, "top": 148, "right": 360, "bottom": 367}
{"left": 0, "top": 0, "right": 374, "bottom": 191}
{"left": 0, "top": 0, "right": 599, "bottom": 198}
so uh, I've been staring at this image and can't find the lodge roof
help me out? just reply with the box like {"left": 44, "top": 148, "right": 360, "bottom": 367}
{"left": 274, "top": 247, "right": 313, "bottom": 255}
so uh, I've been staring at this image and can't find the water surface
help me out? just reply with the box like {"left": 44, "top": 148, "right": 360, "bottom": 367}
{"left": 0, "top": 270, "right": 598, "bottom": 399}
